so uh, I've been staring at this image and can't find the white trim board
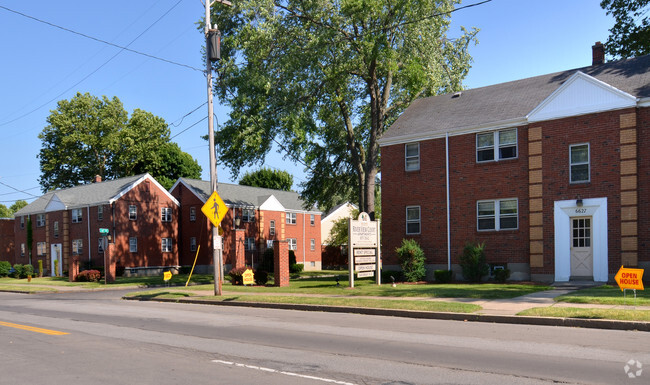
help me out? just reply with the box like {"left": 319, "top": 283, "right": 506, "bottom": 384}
{"left": 554, "top": 197, "right": 608, "bottom": 282}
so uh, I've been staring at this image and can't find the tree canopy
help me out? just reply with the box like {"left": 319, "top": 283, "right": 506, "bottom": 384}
{"left": 38, "top": 92, "right": 202, "bottom": 191}
{"left": 208, "top": 0, "right": 477, "bottom": 215}
{"left": 239, "top": 167, "right": 294, "bottom": 191}
{"left": 601, "top": 0, "right": 650, "bottom": 59}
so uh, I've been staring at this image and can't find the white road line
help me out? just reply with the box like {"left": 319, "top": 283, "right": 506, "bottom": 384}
{"left": 212, "top": 359, "right": 357, "bottom": 385}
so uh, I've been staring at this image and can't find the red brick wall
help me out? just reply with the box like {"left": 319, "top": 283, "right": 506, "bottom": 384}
{"left": 113, "top": 180, "right": 179, "bottom": 268}
{"left": 537, "top": 110, "right": 626, "bottom": 275}
{"left": 171, "top": 183, "right": 214, "bottom": 267}
{"left": 382, "top": 107, "right": 649, "bottom": 276}
{"left": 382, "top": 130, "right": 529, "bottom": 266}
{"left": 0, "top": 219, "right": 15, "bottom": 263}
{"left": 284, "top": 212, "right": 321, "bottom": 266}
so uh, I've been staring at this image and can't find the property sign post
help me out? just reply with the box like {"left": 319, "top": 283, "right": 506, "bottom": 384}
{"left": 348, "top": 212, "right": 381, "bottom": 288}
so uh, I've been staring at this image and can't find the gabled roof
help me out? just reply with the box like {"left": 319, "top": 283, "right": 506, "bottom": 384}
{"left": 15, "top": 174, "right": 178, "bottom": 216}
{"left": 321, "top": 202, "right": 358, "bottom": 222}
{"left": 171, "top": 178, "right": 320, "bottom": 213}
{"left": 379, "top": 54, "right": 650, "bottom": 146}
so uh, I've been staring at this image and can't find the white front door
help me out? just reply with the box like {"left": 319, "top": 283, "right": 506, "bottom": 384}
{"left": 570, "top": 217, "right": 593, "bottom": 279}
{"left": 50, "top": 244, "right": 62, "bottom": 277}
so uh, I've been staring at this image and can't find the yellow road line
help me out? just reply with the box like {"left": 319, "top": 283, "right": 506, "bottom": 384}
{"left": 0, "top": 321, "right": 68, "bottom": 335}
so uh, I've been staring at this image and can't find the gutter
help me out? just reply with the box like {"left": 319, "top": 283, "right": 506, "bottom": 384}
{"left": 445, "top": 133, "right": 451, "bottom": 271}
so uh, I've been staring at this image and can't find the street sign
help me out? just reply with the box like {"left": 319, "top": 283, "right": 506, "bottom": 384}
{"left": 356, "top": 264, "right": 376, "bottom": 272}
{"left": 357, "top": 271, "right": 374, "bottom": 278}
{"left": 614, "top": 265, "right": 644, "bottom": 291}
{"left": 354, "top": 249, "right": 376, "bottom": 256}
{"left": 99, "top": 228, "right": 109, "bottom": 235}
{"left": 163, "top": 271, "right": 172, "bottom": 281}
{"left": 355, "top": 256, "right": 376, "bottom": 264}
{"left": 242, "top": 268, "right": 255, "bottom": 285}
{"left": 201, "top": 191, "right": 229, "bottom": 227}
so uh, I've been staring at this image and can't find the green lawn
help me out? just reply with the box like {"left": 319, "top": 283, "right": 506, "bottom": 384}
{"left": 555, "top": 285, "right": 650, "bottom": 306}
{"left": 519, "top": 307, "right": 650, "bottom": 322}
{"left": 126, "top": 290, "right": 481, "bottom": 313}
{"left": 182, "top": 275, "right": 551, "bottom": 299}
{"left": 0, "top": 274, "right": 214, "bottom": 290}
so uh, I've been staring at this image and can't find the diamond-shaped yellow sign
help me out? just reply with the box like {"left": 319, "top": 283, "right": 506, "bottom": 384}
{"left": 201, "top": 190, "right": 229, "bottom": 227}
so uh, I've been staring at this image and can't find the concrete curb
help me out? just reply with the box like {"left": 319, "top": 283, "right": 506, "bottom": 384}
{"left": 123, "top": 297, "right": 650, "bottom": 332}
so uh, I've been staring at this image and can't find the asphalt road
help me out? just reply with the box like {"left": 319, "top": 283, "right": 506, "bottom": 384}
{"left": 0, "top": 290, "right": 648, "bottom": 384}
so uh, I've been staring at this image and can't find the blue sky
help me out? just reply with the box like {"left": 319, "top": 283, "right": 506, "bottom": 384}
{"left": 0, "top": 0, "right": 613, "bottom": 207}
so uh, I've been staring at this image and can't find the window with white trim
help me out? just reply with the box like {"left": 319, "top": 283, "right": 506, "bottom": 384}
{"left": 53, "top": 221, "right": 59, "bottom": 238}
{"left": 310, "top": 238, "right": 315, "bottom": 251}
{"left": 310, "top": 214, "right": 315, "bottom": 226}
{"left": 20, "top": 216, "right": 24, "bottom": 229}
{"left": 406, "top": 206, "right": 421, "bottom": 235}
{"left": 161, "top": 207, "right": 172, "bottom": 222}
{"left": 477, "top": 199, "right": 518, "bottom": 231}
{"left": 286, "top": 212, "right": 297, "bottom": 225}
{"left": 288, "top": 238, "right": 297, "bottom": 250}
{"left": 71, "top": 208, "right": 83, "bottom": 223}
{"left": 405, "top": 143, "right": 420, "bottom": 171}
{"left": 98, "top": 239, "right": 104, "bottom": 253}
{"left": 37, "top": 242, "right": 47, "bottom": 256}
{"left": 242, "top": 208, "right": 255, "bottom": 222}
{"left": 36, "top": 214, "right": 45, "bottom": 227}
{"left": 129, "top": 237, "right": 138, "bottom": 253}
{"left": 129, "top": 205, "right": 137, "bottom": 220}
{"left": 190, "top": 237, "right": 197, "bottom": 252}
{"left": 245, "top": 237, "right": 255, "bottom": 250}
{"left": 20, "top": 243, "right": 25, "bottom": 257}
{"left": 72, "top": 239, "right": 83, "bottom": 255}
{"left": 97, "top": 205, "right": 103, "bottom": 221}
{"left": 476, "top": 128, "right": 517, "bottom": 162}
{"left": 269, "top": 220, "right": 276, "bottom": 237}
{"left": 161, "top": 238, "right": 172, "bottom": 252}
{"left": 570, "top": 143, "right": 590, "bottom": 183}
{"left": 189, "top": 207, "right": 196, "bottom": 222}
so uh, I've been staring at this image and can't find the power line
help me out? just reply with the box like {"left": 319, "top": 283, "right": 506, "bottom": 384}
{"left": 0, "top": 1, "right": 199, "bottom": 128}
{"left": 0, "top": 180, "right": 40, "bottom": 198}
{"left": 170, "top": 102, "right": 208, "bottom": 127}
{"left": 0, "top": 4, "right": 203, "bottom": 73}
{"left": 170, "top": 116, "right": 208, "bottom": 140}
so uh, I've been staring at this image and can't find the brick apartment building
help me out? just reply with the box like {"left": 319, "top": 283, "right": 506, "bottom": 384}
{"left": 13, "top": 174, "right": 179, "bottom": 276}
{"left": 0, "top": 218, "right": 15, "bottom": 264}
{"left": 379, "top": 44, "right": 650, "bottom": 283}
{"left": 170, "top": 178, "right": 322, "bottom": 272}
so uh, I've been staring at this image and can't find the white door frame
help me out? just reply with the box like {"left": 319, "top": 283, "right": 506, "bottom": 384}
{"left": 50, "top": 243, "right": 62, "bottom": 277}
{"left": 554, "top": 198, "right": 608, "bottom": 282}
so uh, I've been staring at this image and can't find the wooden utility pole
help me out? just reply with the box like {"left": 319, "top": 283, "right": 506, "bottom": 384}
{"left": 204, "top": 0, "right": 231, "bottom": 295}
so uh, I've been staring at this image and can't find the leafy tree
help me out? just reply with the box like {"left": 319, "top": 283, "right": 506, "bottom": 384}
{"left": 10, "top": 200, "right": 28, "bottom": 214}
{"left": 38, "top": 93, "right": 201, "bottom": 191}
{"left": 239, "top": 167, "right": 293, "bottom": 191}
{"left": 208, "top": 0, "right": 477, "bottom": 216}
{"left": 601, "top": 0, "right": 650, "bottom": 59}
{"left": 325, "top": 208, "right": 359, "bottom": 247}
{"left": 0, "top": 204, "right": 12, "bottom": 218}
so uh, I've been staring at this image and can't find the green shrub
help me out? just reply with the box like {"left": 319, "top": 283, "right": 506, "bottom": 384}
{"left": 116, "top": 265, "right": 126, "bottom": 277}
{"left": 178, "top": 266, "right": 191, "bottom": 275}
{"left": 290, "top": 263, "right": 304, "bottom": 274}
{"left": 434, "top": 269, "right": 453, "bottom": 283}
{"left": 255, "top": 270, "right": 269, "bottom": 285}
{"left": 76, "top": 269, "right": 101, "bottom": 282}
{"left": 11, "top": 264, "right": 24, "bottom": 279}
{"left": 494, "top": 268, "right": 510, "bottom": 283}
{"left": 0, "top": 261, "right": 11, "bottom": 277}
{"left": 460, "top": 242, "right": 489, "bottom": 283}
{"left": 23, "top": 264, "right": 34, "bottom": 278}
{"left": 228, "top": 266, "right": 248, "bottom": 285}
{"left": 289, "top": 250, "right": 297, "bottom": 265}
{"left": 395, "top": 239, "right": 426, "bottom": 282}
{"left": 381, "top": 270, "right": 403, "bottom": 283}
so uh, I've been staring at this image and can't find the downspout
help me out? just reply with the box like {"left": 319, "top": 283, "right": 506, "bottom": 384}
{"left": 87, "top": 205, "right": 91, "bottom": 266}
{"left": 445, "top": 133, "right": 451, "bottom": 271}
{"left": 302, "top": 213, "right": 306, "bottom": 266}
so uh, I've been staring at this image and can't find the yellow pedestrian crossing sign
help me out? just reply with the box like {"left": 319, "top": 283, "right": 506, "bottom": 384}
{"left": 202, "top": 190, "right": 228, "bottom": 227}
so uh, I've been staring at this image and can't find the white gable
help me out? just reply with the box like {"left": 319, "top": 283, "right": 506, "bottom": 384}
{"left": 527, "top": 71, "right": 637, "bottom": 123}
{"left": 45, "top": 194, "right": 66, "bottom": 212}
{"left": 259, "top": 195, "right": 285, "bottom": 212}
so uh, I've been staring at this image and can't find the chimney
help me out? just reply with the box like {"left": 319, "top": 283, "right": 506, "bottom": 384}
{"left": 94, "top": 175, "right": 102, "bottom": 183}
{"left": 592, "top": 41, "right": 604, "bottom": 66}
